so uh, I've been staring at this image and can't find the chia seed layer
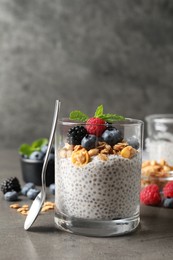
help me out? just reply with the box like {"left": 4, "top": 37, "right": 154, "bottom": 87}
{"left": 55, "top": 154, "right": 141, "bottom": 220}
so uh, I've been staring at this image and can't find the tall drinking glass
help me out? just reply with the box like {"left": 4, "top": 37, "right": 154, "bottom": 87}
{"left": 55, "top": 118, "right": 143, "bottom": 237}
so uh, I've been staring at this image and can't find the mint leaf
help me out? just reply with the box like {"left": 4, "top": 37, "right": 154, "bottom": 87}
{"left": 69, "top": 106, "right": 125, "bottom": 123}
{"left": 99, "top": 113, "right": 125, "bottom": 123}
{"left": 94, "top": 105, "right": 125, "bottom": 122}
{"left": 31, "top": 138, "right": 48, "bottom": 149}
{"left": 19, "top": 138, "right": 48, "bottom": 156}
{"left": 70, "top": 110, "right": 89, "bottom": 122}
{"left": 19, "top": 144, "right": 36, "bottom": 156}
{"left": 94, "top": 105, "right": 103, "bottom": 118}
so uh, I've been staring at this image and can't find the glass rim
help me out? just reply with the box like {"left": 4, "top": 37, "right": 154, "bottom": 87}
{"left": 58, "top": 117, "right": 144, "bottom": 126}
{"left": 145, "top": 114, "right": 173, "bottom": 123}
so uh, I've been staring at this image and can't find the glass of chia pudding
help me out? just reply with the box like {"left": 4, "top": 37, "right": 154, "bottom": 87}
{"left": 54, "top": 105, "right": 144, "bottom": 237}
{"left": 145, "top": 114, "right": 173, "bottom": 165}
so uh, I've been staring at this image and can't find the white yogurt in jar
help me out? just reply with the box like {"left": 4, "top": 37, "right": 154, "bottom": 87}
{"left": 55, "top": 153, "right": 141, "bottom": 220}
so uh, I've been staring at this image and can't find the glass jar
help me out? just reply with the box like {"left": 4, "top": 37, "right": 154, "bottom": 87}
{"left": 54, "top": 118, "right": 144, "bottom": 237}
{"left": 145, "top": 114, "right": 173, "bottom": 165}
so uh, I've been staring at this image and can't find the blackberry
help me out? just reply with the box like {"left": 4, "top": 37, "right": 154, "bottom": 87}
{"left": 1, "top": 177, "right": 21, "bottom": 194}
{"left": 67, "top": 126, "right": 87, "bottom": 145}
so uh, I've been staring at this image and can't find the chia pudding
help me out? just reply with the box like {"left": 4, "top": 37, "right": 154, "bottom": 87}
{"left": 55, "top": 152, "right": 141, "bottom": 220}
{"left": 55, "top": 106, "right": 143, "bottom": 237}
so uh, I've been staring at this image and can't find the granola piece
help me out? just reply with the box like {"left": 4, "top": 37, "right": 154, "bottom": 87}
{"left": 10, "top": 204, "right": 20, "bottom": 209}
{"left": 113, "top": 142, "right": 128, "bottom": 152}
{"left": 59, "top": 149, "right": 67, "bottom": 158}
{"left": 71, "top": 148, "right": 90, "bottom": 166}
{"left": 120, "top": 146, "right": 137, "bottom": 159}
{"left": 74, "top": 145, "right": 83, "bottom": 151}
{"left": 98, "top": 153, "right": 108, "bottom": 161}
{"left": 88, "top": 148, "right": 99, "bottom": 157}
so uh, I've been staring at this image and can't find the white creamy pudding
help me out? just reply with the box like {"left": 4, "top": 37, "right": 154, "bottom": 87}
{"left": 55, "top": 153, "right": 141, "bottom": 220}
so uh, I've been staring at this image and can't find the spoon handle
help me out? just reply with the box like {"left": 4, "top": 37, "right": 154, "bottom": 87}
{"left": 41, "top": 100, "right": 61, "bottom": 193}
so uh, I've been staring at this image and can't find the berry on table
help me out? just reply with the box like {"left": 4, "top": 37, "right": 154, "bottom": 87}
{"left": 27, "top": 188, "right": 40, "bottom": 200}
{"left": 81, "top": 134, "right": 97, "bottom": 150}
{"left": 1, "top": 177, "right": 21, "bottom": 194}
{"left": 21, "top": 182, "right": 35, "bottom": 196}
{"left": 67, "top": 126, "right": 87, "bottom": 145}
{"left": 86, "top": 118, "right": 106, "bottom": 136}
{"left": 163, "top": 198, "right": 173, "bottom": 208}
{"left": 4, "top": 191, "right": 18, "bottom": 201}
{"left": 49, "top": 184, "right": 55, "bottom": 195}
{"left": 140, "top": 184, "right": 161, "bottom": 206}
{"left": 163, "top": 181, "right": 173, "bottom": 198}
{"left": 101, "top": 127, "right": 123, "bottom": 146}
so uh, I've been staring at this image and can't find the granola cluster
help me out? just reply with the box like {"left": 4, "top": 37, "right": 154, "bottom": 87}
{"left": 59, "top": 141, "right": 137, "bottom": 166}
{"left": 141, "top": 159, "right": 173, "bottom": 188}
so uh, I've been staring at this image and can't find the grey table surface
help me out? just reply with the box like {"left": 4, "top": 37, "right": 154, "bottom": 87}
{"left": 0, "top": 149, "right": 173, "bottom": 260}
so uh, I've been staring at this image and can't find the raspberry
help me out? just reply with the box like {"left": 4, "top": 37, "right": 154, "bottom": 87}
{"left": 86, "top": 118, "right": 106, "bottom": 136}
{"left": 163, "top": 181, "right": 173, "bottom": 198}
{"left": 140, "top": 184, "right": 161, "bottom": 206}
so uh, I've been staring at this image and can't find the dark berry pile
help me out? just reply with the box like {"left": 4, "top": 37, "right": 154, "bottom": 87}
{"left": 1, "top": 177, "right": 21, "bottom": 194}
{"left": 66, "top": 123, "right": 140, "bottom": 151}
{"left": 1, "top": 177, "right": 55, "bottom": 201}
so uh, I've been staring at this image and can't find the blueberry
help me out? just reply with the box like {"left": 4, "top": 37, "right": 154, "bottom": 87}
{"left": 41, "top": 145, "right": 48, "bottom": 154}
{"left": 48, "top": 153, "right": 54, "bottom": 162}
{"left": 41, "top": 145, "right": 54, "bottom": 155}
{"left": 29, "top": 151, "right": 44, "bottom": 160}
{"left": 126, "top": 136, "right": 139, "bottom": 149}
{"left": 22, "top": 154, "right": 29, "bottom": 159}
{"left": 101, "top": 127, "right": 123, "bottom": 146}
{"left": 81, "top": 134, "right": 97, "bottom": 150}
{"left": 49, "top": 184, "right": 55, "bottom": 195}
{"left": 42, "top": 153, "right": 54, "bottom": 162}
{"left": 21, "top": 182, "right": 35, "bottom": 196}
{"left": 163, "top": 198, "right": 173, "bottom": 208}
{"left": 4, "top": 191, "right": 18, "bottom": 201}
{"left": 27, "top": 188, "right": 40, "bottom": 200}
{"left": 51, "top": 146, "right": 55, "bottom": 154}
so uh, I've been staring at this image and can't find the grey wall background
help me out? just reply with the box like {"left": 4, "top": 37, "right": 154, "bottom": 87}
{"left": 0, "top": 0, "right": 173, "bottom": 148}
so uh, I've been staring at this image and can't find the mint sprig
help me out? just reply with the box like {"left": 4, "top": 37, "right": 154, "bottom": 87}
{"left": 69, "top": 105, "right": 125, "bottom": 123}
{"left": 19, "top": 138, "right": 48, "bottom": 156}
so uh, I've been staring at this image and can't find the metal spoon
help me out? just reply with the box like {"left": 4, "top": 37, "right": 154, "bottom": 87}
{"left": 24, "top": 100, "right": 61, "bottom": 230}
